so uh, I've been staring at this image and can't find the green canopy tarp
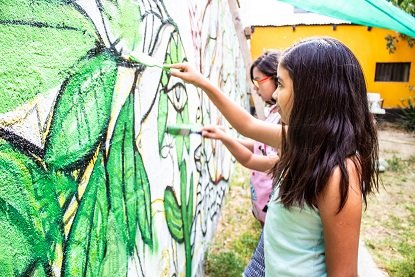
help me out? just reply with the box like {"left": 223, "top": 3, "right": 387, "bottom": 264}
{"left": 276, "top": 0, "right": 415, "bottom": 38}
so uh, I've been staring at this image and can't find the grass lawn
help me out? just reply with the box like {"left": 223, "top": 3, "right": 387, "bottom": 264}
{"left": 361, "top": 154, "right": 415, "bottom": 276}
{"left": 204, "top": 124, "right": 415, "bottom": 277}
{"left": 204, "top": 164, "right": 261, "bottom": 277}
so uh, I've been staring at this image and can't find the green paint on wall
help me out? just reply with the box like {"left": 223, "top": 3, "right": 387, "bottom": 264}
{"left": 63, "top": 152, "right": 108, "bottom": 276}
{"left": 102, "top": 0, "right": 142, "bottom": 51}
{"left": 0, "top": 207, "right": 38, "bottom": 275}
{"left": 101, "top": 211, "right": 128, "bottom": 276}
{"left": 135, "top": 148, "right": 153, "bottom": 247}
{"left": 0, "top": 140, "right": 53, "bottom": 275}
{"left": 0, "top": 0, "right": 97, "bottom": 114}
{"left": 44, "top": 51, "right": 117, "bottom": 170}
{"left": 175, "top": 103, "right": 190, "bottom": 163}
{"left": 164, "top": 187, "right": 184, "bottom": 242}
{"left": 106, "top": 92, "right": 153, "bottom": 252}
{"left": 107, "top": 93, "right": 138, "bottom": 255}
{"left": 164, "top": 161, "right": 194, "bottom": 277}
{"left": 169, "top": 34, "right": 185, "bottom": 65}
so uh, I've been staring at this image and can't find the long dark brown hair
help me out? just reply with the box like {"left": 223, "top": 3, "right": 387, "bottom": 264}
{"left": 272, "top": 38, "right": 379, "bottom": 212}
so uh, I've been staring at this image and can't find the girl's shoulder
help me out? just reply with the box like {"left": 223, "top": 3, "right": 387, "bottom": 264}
{"left": 317, "top": 157, "right": 362, "bottom": 211}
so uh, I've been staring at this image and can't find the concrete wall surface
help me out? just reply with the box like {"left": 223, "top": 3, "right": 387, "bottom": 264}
{"left": 0, "top": 0, "right": 249, "bottom": 276}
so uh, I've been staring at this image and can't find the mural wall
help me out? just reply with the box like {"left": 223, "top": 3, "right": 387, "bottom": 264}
{"left": 0, "top": 0, "right": 249, "bottom": 276}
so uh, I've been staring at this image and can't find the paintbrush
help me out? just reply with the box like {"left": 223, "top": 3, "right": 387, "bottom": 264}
{"left": 166, "top": 124, "right": 202, "bottom": 136}
{"left": 126, "top": 50, "right": 170, "bottom": 70}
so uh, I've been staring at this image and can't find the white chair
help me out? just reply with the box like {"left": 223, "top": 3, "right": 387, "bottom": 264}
{"left": 367, "top": 92, "right": 385, "bottom": 114}
{"left": 368, "top": 92, "right": 388, "bottom": 172}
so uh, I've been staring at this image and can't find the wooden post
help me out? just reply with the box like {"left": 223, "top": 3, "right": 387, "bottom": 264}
{"left": 227, "top": 0, "right": 266, "bottom": 120}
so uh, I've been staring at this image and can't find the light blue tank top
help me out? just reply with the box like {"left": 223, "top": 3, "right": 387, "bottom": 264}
{"left": 264, "top": 191, "right": 327, "bottom": 276}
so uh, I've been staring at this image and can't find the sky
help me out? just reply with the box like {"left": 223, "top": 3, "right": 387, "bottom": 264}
{"left": 238, "top": 0, "right": 348, "bottom": 27}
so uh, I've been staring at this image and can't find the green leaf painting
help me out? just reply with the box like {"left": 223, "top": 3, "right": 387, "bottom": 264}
{"left": 135, "top": 149, "right": 153, "bottom": 246}
{"left": 0, "top": 0, "right": 97, "bottom": 114}
{"left": 101, "top": 0, "right": 142, "bottom": 51}
{"left": 106, "top": 92, "right": 136, "bottom": 255}
{"left": 179, "top": 162, "right": 193, "bottom": 277}
{"left": 44, "top": 51, "right": 117, "bottom": 170}
{"left": 63, "top": 152, "right": 108, "bottom": 276}
{"left": 175, "top": 103, "right": 190, "bottom": 163}
{"left": 167, "top": 31, "right": 185, "bottom": 66}
{"left": 101, "top": 211, "right": 128, "bottom": 276}
{"left": 106, "top": 92, "right": 153, "bottom": 254}
{"left": 0, "top": 0, "right": 240, "bottom": 275}
{"left": 157, "top": 32, "right": 187, "bottom": 156}
{"left": 164, "top": 162, "right": 194, "bottom": 276}
{"left": 187, "top": 174, "right": 194, "bottom": 231}
{"left": 164, "top": 186, "right": 184, "bottom": 242}
{"left": 0, "top": 140, "right": 56, "bottom": 275}
{"left": 0, "top": 200, "right": 45, "bottom": 276}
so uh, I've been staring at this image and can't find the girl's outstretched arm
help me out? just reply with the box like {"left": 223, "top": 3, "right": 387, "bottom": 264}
{"left": 236, "top": 137, "right": 255, "bottom": 152}
{"left": 202, "top": 125, "right": 279, "bottom": 172}
{"left": 169, "top": 63, "right": 282, "bottom": 149}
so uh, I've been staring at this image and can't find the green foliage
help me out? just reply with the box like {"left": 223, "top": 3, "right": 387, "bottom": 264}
{"left": 399, "top": 96, "right": 415, "bottom": 131}
{"left": 386, "top": 155, "right": 405, "bottom": 171}
{"left": 158, "top": 89, "right": 168, "bottom": 153}
{"left": 233, "top": 233, "right": 260, "bottom": 260}
{"left": 389, "top": 0, "right": 415, "bottom": 16}
{"left": 205, "top": 228, "right": 260, "bottom": 277}
{"left": 385, "top": 34, "right": 399, "bottom": 53}
{"left": 101, "top": 0, "right": 142, "bottom": 51}
{"left": 205, "top": 251, "right": 245, "bottom": 277}
{"left": 363, "top": 148, "right": 415, "bottom": 277}
{"left": 385, "top": 205, "right": 415, "bottom": 276}
{"left": 106, "top": 92, "right": 153, "bottom": 252}
{"left": 157, "top": 32, "right": 187, "bottom": 156}
{"left": 204, "top": 163, "right": 261, "bottom": 277}
{"left": 135, "top": 149, "right": 153, "bottom": 247}
{"left": 175, "top": 103, "right": 190, "bottom": 163}
{"left": 386, "top": 0, "right": 415, "bottom": 52}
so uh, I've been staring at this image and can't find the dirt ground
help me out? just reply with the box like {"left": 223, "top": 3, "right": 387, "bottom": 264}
{"left": 378, "top": 122, "right": 415, "bottom": 160}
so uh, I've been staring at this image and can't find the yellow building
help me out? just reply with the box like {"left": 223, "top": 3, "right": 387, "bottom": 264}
{"left": 250, "top": 24, "right": 415, "bottom": 109}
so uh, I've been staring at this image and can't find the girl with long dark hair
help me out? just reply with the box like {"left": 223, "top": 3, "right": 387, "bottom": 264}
{"left": 169, "top": 37, "right": 379, "bottom": 276}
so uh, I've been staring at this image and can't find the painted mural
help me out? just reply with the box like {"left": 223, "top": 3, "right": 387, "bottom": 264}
{"left": 0, "top": 0, "right": 248, "bottom": 276}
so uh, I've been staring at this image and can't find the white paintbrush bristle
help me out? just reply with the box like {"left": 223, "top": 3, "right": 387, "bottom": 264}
{"left": 128, "top": 50, "right": 165, "bottom": 68}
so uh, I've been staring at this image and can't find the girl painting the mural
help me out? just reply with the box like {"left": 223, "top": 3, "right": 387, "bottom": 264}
{"left": 202, "top": 51, "right": 281, "bottom": 225}
{"left": 170, "top": 37, "right": 379, "bottom": 276}
{"left": 201, "top": 51, "right": 281, "bottom": 276}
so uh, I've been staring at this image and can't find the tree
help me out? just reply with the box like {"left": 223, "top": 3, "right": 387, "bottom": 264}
{"left": 386, "top": 0, "right": 415, "bottom": 53}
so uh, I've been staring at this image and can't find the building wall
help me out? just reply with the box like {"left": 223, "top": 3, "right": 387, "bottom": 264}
{"left": 250, "top": 25, "right": 415, "bottom": 108}
{"left": 0, "top": 0, "right": 248, "bottom": 276}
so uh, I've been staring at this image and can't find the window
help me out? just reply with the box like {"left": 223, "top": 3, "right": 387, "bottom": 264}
{"left": 375, "top": 62, "right": 410, "bottom": 82}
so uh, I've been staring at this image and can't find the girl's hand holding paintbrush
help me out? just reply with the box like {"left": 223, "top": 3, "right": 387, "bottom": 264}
{"left": 200, "top": 125, "right": 228, "bottom": 141}
{"left": 167, "top": 63, "right": 207, "bottom": 87}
